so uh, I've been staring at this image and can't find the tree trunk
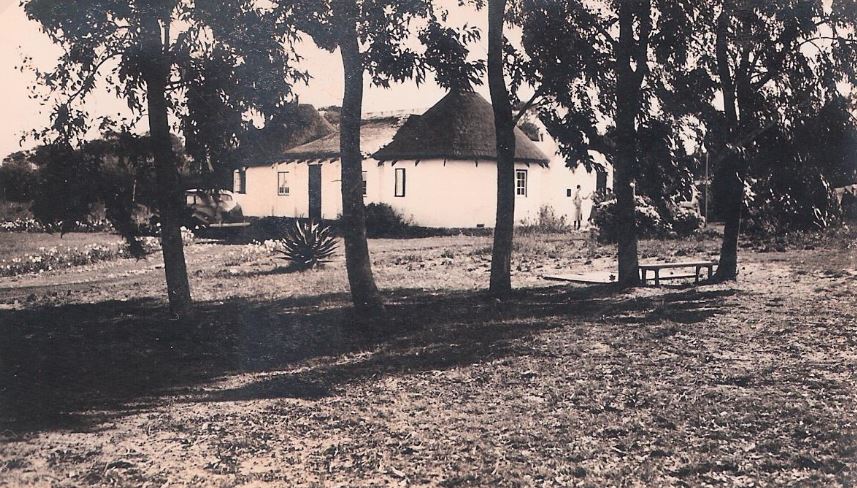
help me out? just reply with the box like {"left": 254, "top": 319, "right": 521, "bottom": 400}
{"left": 106, "top": 202, "right": 146, "bottom": 258}
{"left": 713, "top": 7, "right": 742, "bottom": 281}
{"left": 338, "top": 16, "right": 386, "bottom": 319}
{"left": 613, "top": 1, "right": 641, "bottom": 287}
{"left": 487, "top": 0, "right": 517, "bottom": 298}
{"left": 140, "top": 15, "right": 193, "bottom": 317}
{"left": 715, "top": 162, "right": 742, "bottom": 279}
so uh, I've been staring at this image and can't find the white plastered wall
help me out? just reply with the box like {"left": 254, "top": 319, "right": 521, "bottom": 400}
{"left": 371, "top": 158, "right": 549, "bottom": 228}
{"left": 234, "top": 128, "right": 613, "bottom": 228}
{"left": 530, "top": 123, "right": 614, "bottom": 225}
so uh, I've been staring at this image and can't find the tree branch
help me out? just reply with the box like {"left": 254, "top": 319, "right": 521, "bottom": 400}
{"left": 585, "top": 129, "right": 615, "bottom": 157}
{"left": 63, "top": 51, "right": 124, "bottom": 106}
{"left": 512, "top": 88, "right": 543, "bottom": 125}
{"left": 632, "top": 0, "right": 652, "bottom": 86}
{"left": 571, "top": 2, "right": 617, "bottom": 48}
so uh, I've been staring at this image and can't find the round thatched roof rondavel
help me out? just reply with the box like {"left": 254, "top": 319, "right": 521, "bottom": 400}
{"left": 372, "top": 90, "right": 549, "bottom": 164}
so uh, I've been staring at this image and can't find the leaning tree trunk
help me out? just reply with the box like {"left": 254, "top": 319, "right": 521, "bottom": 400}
{"left": 715, "top": 153, "right": 743, "bottom": 280}
{"left": 487, "top": 0, "right": 517, "bottom": 298}
{"left": 612, "top": 1, "right": 642, "bottom": 287}
{"left": 713, "top": 7, "right": 742, "bottom": 281}
{"left": 338, "top": 18, "right": 386, "bottom": 319}
{"left": 140, "top": 16, "right": 193, "bottom": 317}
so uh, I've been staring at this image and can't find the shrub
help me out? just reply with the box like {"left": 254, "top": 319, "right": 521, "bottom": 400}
{"left": 742, "top": 175, "right": 843, "bottom": 236}
{"left": 180, "top": 226, "right": 196, "bottom": 246}
{"left": 270, "top": 221, "right": 338, "bottom": 270}
{"left": 518, "top": 205, "right": 570, "bottom": 234}
{"left": 667, "top": 205, "right": 706, "bottom": 237}
{"left": 843, "top": 191, "right": 857, "bottom": 221}
{"left": 236, "top": 216, "right": 310, "bottom": 242}
{"left": 590, "top": 193, "right": 705, "bottom": 242}
{"left": 364, "top": 203, "right": 412, "bottom": 238}
{"left": 591, "top": 195, "right": 671, "bottom": 242}
{"left": 0, "top": 158, "right": 37, "bottom": 202}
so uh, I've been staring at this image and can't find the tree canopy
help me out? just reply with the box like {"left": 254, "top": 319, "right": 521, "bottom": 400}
{"left": 24, "top": 0, "right": 306, "bottom": 174}
{"left": 23, "top": 0, "right": 309, "bottom": 315}
{"left": 687, "top": 0, "right": 857, "bottom": 278}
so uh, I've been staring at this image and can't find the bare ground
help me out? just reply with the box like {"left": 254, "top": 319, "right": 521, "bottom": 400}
{"left": 0, "top": 231, "right": 855, "bottom": 486}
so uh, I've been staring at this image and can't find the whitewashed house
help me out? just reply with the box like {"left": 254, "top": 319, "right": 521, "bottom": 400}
{"left": 233, "top": 116, "right": 399, "bottom": 220}
{"left": 233, "top": 90, "right": 611, "bottom": 228}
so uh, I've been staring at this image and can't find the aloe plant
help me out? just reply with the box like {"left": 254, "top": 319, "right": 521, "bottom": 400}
{"left": 275, "top": 221, "right": 338, "bottom": 270}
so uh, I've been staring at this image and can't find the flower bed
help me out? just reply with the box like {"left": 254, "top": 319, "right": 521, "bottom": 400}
{"left": 0, "top": 233, "right": 189, "bottom": 277}
{"left": 0, "top": 238, "right": 162, "bottom": 278}
{"left": 0, "top": 218, "right": 114, "bottom": 233}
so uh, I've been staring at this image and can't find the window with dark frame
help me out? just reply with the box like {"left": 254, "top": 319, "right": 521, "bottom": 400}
{"left": 394, "top": 168, "right": 406, "bottom": 197}
{"left": 516, "top": 169, "right": 527, "bottom": 197}
{"left": 277, "top": 171, "right": 290, "bottom": 196}
{"left": 596, "top": 170, "right": 608, "bottom": 194}
{"left": 233, "top": 169, "right": 246, "bottom": 194}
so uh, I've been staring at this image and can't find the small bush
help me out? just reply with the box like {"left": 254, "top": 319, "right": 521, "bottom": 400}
{"left": 667, "top": 205, "right": 706, "bottom": 237}
{"left": 270, "top": 221, "right": 338, "bottom": 270}
{"left": 591, "top": 196, "right": 670, "bottom": 242}
{"left": 590, "top": 194, "right": 705, "bottom": 242}
{"left": 518, "top": 205, "right": 570, "bottom": 235}
{"left": 365, "top": 203, "right": 412, "bottom": 238}
{"left": 0, "top": 158, "right": 37, "bottom": 202}
{"left": 180, "top": 226, "right": 196, "bottom": 246}
{"left": 237, "top": 217, "right": 313, "bottom": 242}
{"left": 741, "top": 174, "right": 844, "bottom": 236}
{"left": 843, "top": 191, "right": 857, "bottom": 221}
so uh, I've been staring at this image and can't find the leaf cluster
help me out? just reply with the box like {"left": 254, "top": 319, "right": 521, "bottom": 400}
{"left": 23, "top": 0, "right": 307, "bottom": 176}
{"left": 274, "top": 221, "right": 339, "bottom": 270}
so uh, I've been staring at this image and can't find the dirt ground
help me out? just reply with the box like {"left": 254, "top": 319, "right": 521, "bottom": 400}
{"left": 0, "top": 230, "right": 855, "bottom": 486}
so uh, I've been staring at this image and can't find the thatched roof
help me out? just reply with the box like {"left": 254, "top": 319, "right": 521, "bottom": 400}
{"left": 279, "top": 117, "right": 404, "bottom": 160}
{"left": 242, "top": 104, "right": 336, "bottom": 167}
{"left": 372, "top": 91, "right": 549, "bottom": 163}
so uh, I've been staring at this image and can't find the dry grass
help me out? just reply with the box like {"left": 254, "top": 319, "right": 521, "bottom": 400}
{"left": 0, "top": 229, "right": 855, "bottom": 486}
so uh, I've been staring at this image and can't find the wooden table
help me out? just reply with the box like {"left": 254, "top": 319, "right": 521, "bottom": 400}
{"left": 639, "top": 261, "right": 716, "bottom": 286}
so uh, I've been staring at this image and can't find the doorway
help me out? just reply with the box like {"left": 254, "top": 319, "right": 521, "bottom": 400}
{"left": 308, "top": 164, "right": 322, "bottom": 221}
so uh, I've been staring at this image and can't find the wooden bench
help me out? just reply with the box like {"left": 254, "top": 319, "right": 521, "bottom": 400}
{"left": 639, "top": 261, "right": 716, "bottom": 286}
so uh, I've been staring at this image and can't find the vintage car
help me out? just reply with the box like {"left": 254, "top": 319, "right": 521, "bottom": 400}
{"left": 184, "top": 189, "right": 247, "bottom": 229}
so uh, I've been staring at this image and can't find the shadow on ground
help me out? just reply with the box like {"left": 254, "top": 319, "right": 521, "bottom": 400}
{"left": 0, "top": 283, "right": 733, "bottom": 436}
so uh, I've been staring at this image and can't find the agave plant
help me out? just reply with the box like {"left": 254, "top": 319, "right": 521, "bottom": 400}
{"left": 274, "top": 221, "right": 338, "bottom": 270}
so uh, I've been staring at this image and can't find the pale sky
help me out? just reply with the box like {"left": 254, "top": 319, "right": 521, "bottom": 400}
{"left": 2, "top": 1, "right": 852, "bottom": 160}
{"left": 0, "top": 0, "right": 494, "bottom": 158}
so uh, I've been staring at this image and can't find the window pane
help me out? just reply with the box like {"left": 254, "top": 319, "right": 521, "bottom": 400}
{"left": 516, "top": 170, "right": 527, "bottom": 196}
{"left": 233, "top": 171, "right": 242, "bottom": 193}
{"left": 395, "top": 168, "right": 406, "bottom": 197}
{"left": 278, "top": 172, "right": 289, "bottom": 196}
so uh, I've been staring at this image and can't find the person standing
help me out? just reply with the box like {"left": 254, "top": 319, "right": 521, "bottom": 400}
{"left": 572, "top": 185, "right": 588, "bottom": 230}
